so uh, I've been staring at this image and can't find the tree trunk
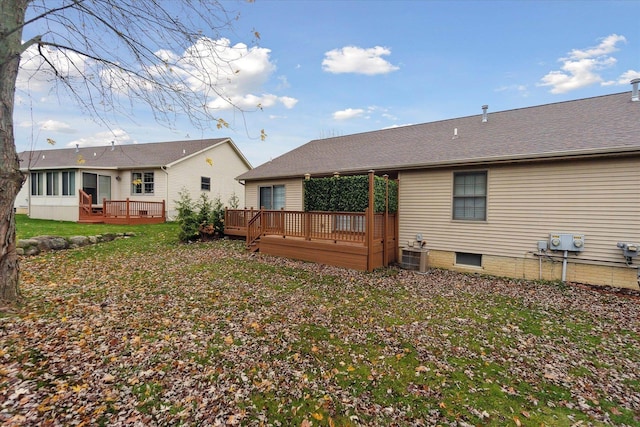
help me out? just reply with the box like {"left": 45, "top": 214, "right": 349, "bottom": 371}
{"left": 0, "top": 1, "right": 29, "bottom": 303}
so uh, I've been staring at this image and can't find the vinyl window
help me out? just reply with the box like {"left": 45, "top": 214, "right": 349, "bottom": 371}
{"left": 259, "top": 185, "right": 285, "bottom": 210}
{"left": 46, "top": 172, "right": 59, "bottom": 196}
{"left": 62, "top": 171, "right": 76, "bottom": 196}
{"left": 132, "top": 171, "right": 154, "bottom": 195}
{"left": 30, "top": 172, "right": 44, "bottom": 196}
{"left": 201, "top": 176, "right": 211, "bottom": 191}
{"left": 453, "top": 171, "right": 487, "bottom": 221}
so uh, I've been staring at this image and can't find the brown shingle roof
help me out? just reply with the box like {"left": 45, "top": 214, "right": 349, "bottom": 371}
{"left": 237, "top": 92, "right": 640, "bottom": 181}
{"left": 19, "top": 138, "right": 239, "bottom": 170}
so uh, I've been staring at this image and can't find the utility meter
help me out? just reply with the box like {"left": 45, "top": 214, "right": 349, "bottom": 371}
{"left": 549, "top": 233, "right": 585, "bottom": 252}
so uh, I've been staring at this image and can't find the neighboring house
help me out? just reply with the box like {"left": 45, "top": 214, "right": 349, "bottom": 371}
{"left": 236, "top": 83, "right": 640, "bottom": 290}
{"left": 17, "top": 138, "right": 251, "bottom": 221}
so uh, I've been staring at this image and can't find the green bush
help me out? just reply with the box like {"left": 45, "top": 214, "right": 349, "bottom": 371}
{"left": 175, "top": 190, "right": 226, "bottom": 242}
{"left": 175, "top": 190, "right": 199, "bottom": 242}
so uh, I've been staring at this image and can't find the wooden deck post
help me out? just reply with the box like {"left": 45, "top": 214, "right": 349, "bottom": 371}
{"left": 126, "top": 198, "right": 130, "bottom": 224}
{"left": 366, "top": 170, "right": 375, "bottom": 271}
{"left": 383, "top": 174, "right": 389, "bottom": 267}
{"left": 162, "top": 200, "right": 166, "bottom": 220}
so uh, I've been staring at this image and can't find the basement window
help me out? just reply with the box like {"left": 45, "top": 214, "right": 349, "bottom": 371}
{"left": 455, "top": 252, "right": 482, "bottom": 267}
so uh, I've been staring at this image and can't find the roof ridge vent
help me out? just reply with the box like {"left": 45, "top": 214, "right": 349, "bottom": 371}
{"left": 631, "top": 78, "right": 640, "bottom": 102}
{"left": 481, "top": 105, "right": 489, "bottom": 123}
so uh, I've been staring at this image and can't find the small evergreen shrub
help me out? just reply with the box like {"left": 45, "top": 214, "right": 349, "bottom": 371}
{"left": 175, "top": 190, "right": 227, "bottom": 242}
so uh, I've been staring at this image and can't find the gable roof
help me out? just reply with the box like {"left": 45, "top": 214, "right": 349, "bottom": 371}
{"left": 237, "top": 91, "right": 640, "bottom": 181}
{"left": 19, "top": 138, "right": 252, "bottom": 171}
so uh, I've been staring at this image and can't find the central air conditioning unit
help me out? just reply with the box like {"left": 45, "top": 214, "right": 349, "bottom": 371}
{"left": 549, "top": 233, "right": 585, "bottom": 252}
{"left": 401, "top": 247, "right": 429, "bottom": 273}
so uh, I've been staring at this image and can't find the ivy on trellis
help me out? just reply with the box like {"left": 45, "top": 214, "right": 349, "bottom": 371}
{"left": 303, "top": 175, "right": 397, "bottom": 213}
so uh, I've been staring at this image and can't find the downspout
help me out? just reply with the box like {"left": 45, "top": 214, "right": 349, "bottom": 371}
{"left": 26, "top": 169, "right": 31, "bottom": 217}
{"left": 161, "top": 166, "right": 169, "bottom": 219}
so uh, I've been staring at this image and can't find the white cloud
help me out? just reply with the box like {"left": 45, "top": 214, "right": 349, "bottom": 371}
{"left": 495, "top": 84, "right": 529, "bottom": 96}
{"left": 39, "top": 119, "right": 75, "bottom": 134}
{"left": 615, "top": 70, "right": 640, "bottom": 85}
{"left": 539, "top": 34, "right": 628, "bottom": 94}
{"left": 19, "top": 36, "right": 292, "bottom": 117}
{"left": 207, "top": 93, "right": 298, "bottom": 111}
{"left": 333, "top": 108, "right": 365, "bottom": 120}
{"left": 280, "top": 96, "right": 298, "bottom": 109}
{"left": 17, "top": 43, "right": 92, "bottom": 92}
{"left": 67, "top": 129, "right": 133, "bottom": 148}
{"left": 322, "top": 46, "right": 399, "bottom": 75}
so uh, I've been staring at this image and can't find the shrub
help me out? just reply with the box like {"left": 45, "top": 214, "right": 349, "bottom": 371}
{"left": 175, "top": 189, "right": 199, "bottom": 242}
{"left": 174, "top": 190, "right": 226, "bottom": 242}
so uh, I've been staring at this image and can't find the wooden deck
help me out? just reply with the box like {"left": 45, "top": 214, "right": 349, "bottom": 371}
{"left": 79, "top": 190, "right": 166, "bottom": 225}
{"left": 225, "top": 208, "right": 398, "bottom": 271}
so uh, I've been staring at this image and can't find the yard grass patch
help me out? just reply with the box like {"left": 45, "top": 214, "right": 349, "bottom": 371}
{"left": 2, "top": 217, "right": 639, "bottom": 426}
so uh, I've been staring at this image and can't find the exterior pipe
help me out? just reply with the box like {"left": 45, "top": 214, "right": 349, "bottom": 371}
{"left": 562, "top": 250, "right": 568, "bottom": 282}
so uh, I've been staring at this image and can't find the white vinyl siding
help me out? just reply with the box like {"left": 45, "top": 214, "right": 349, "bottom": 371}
{"left": 159, "top": 141, "right": 249, "bottom": 219}
{"left": 398, "top": 157, "right": 640, "bottom": 265}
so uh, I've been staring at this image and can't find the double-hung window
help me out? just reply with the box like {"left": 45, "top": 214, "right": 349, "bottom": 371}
{"left": 453, "top": 171, "right": 487, "bottom": 221}
{"left": 132, "top": 171, "right": 154, "bottom": 195}
{"left": 201, "top": 177, "right": 211, "bottom": 191}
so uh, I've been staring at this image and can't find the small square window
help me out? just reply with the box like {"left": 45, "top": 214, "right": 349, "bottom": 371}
{"left": 132, "top": 171, "right": 154, "bottom": 195}
{"left": 201, "top": 176, "right": 211, "bottom": 191}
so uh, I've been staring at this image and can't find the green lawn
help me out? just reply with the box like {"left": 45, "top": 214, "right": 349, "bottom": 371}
{"left": 15, "top": 214, "right": 173, "bottom": 240}
{"left": 2, "top": 216, "right": 639, "bottom": 426}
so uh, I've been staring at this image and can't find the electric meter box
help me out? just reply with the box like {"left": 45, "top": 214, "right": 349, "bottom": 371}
{"left": 549, "top": 233, "right": 585, "bottom": 252}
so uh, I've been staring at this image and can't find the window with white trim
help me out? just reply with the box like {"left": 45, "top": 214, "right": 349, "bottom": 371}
{"left": 46, "top": 172, "right": 59, "bottom": 196}
{"left": 453, "top": 171, "right": 487, "bottom": 221}
{"left": 201, "top": 176, "right": 211, "bottom": 191}
{"left": 30, "top": 172, "right": 44, "bottom": 196}
{"left": 62, "top": 171, "right": 76, "bottom": 196}
{"left": 132, "top": 171, "right": 154, "bottom": 195}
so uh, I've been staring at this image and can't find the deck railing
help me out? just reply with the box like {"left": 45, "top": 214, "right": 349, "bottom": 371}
{"left": 226, "top": 209, "right": 396, "bottom": 245}
{"left": 78, "top": 189, "right": 165, "bottom": 224}
{"left": 104, "top": 199, "right": 165, "bottom": 219}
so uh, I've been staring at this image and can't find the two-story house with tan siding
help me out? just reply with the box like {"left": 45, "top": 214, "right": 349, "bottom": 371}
{"left": 17, "top": 138, "right": 251, "bottom": 222}
{"left": 236, "top": 82, "right": 640, "bottom": 290}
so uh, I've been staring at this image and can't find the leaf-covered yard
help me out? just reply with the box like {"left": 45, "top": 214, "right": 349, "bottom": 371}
{"left": 2, "top": 227, "right": 639, "bottom": 426}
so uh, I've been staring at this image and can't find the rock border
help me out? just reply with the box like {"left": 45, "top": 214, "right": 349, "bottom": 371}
{"left": 17, "top": 233, "right": 136, "bottom": 256}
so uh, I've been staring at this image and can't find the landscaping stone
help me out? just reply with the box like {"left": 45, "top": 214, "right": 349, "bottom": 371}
{"left": 69, "top": 236, "right": 90, "bottom": 247}
{"left": 17, "top": 233, "right": 135, "bottom": 256}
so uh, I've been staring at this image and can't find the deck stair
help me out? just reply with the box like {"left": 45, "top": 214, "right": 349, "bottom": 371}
{"left": 246, "top": 210, "right": 263, "bottom": 252}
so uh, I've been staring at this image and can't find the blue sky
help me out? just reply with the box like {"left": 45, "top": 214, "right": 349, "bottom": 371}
{"left": 14, "top": 0, "right": 640, "bottom": 168}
